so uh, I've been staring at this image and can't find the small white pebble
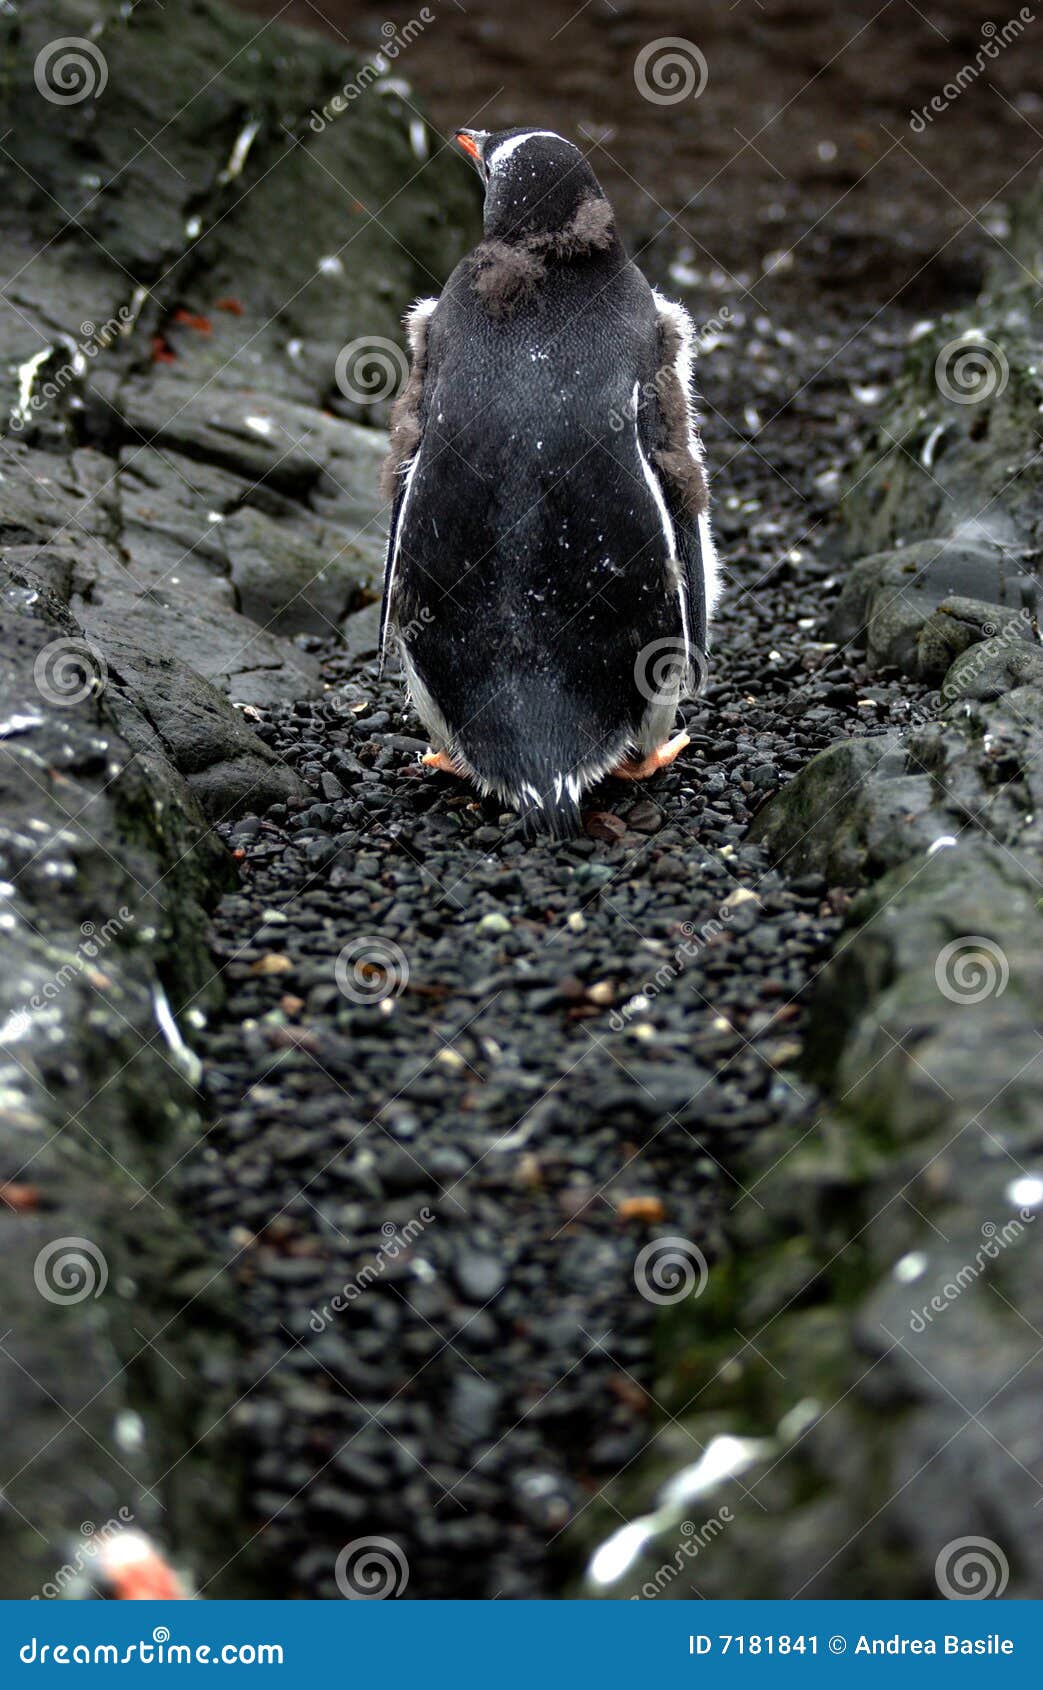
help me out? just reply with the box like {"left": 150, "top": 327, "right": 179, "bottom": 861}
{"left": 893, "top": 1251, "right": 928, "bottom": 1284}
{"left": 723, "top": 887, "right": 760, "bottom": 910}
{"left": 1007, "top": 1176, "right": 1043, "bottom": 1210}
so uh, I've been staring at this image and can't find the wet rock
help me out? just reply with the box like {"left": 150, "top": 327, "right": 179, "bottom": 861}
{"left": 916, "top": 595, "right": 1037, "bottom": 682}
{"left": 840, "top": 197, "right": 1043, "bottom": 569}
{"left": 749, "top": 734, "right": 934, "bottom": 881}
{"left": 0, "top": 557, "right": 256, "bottom": 1596}
{"left": 829, "top": 537, "right": 1032, "bottom": 673}
{"left": 1, "top": 0, "right": 474, "bottom": 706}
{"left": 90, "top": 629, "right": 307, "bottom": 820}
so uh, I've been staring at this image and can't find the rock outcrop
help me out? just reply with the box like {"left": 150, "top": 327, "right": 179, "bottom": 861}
{"left": 0, "top": 0, "right": 475, "bottom": 1597}
{"left": 581, "top": 169, "right": 1043, "bottom": 1602}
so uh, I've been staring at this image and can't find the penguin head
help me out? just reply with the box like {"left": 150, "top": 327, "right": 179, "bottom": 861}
{"left": 455, "top": 127, "right": 616, "bottom": 250}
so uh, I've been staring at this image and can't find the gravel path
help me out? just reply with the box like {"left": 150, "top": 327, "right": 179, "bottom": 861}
{"left": 179, "top": 289, "right": 932, "bottom": 1597}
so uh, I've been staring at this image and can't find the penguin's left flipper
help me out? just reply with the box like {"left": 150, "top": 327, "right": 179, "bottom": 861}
{"left": 611, "top": 732, "right": 691, "bottom": 782}
{"left": 378, "top": 296, "right": 439, "bottom": 669}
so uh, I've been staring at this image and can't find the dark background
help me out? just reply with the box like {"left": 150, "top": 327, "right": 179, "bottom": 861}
{"left": 232, "top": 0, "right": 1043, "bottom": 303}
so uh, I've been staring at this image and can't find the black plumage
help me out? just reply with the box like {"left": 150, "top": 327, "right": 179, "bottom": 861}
{"left": 380, "top": 127, "right": 718, "bottom": 834}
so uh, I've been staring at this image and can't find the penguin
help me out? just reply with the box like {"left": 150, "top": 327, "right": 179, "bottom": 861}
{"left": 379, "top": 125, "right": 720, "bottom": 836}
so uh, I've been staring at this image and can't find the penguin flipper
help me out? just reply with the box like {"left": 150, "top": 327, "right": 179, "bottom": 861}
{"left": 377, "top": 296, "right": 439, "bottom": 669}
{"left": 644, "top": 290, "right": 721, "bottom": 674}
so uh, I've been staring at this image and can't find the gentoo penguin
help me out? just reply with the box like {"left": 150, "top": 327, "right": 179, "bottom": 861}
{"left": 379, "top": 125, "right": 719, "bottom": 835}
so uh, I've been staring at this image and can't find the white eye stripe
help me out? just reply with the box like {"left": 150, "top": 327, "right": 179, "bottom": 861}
{"left": 486, "top": 130, "right": 569, "bottom": 171}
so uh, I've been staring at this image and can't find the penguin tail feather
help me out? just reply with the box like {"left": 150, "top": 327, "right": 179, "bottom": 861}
{"left": 451, "top": 679, "right": 614, "bottom": 842}
{"left": 514, "top": 780, "right": 582, "bottom": 843}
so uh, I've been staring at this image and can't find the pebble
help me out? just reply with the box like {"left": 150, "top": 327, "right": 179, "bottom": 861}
{"left": 452, "top": 1248, "right": 508, "bottom": 1303}
{"left": 476, "top": 912, "right": 512, "bottom": 936}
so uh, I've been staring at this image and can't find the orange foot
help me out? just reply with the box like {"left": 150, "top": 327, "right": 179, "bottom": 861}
{"left": 612, "top": 731, "right": 690, "bottom": 782}
{"left": 422, "top": 749, "right": 466, "bottom": 776}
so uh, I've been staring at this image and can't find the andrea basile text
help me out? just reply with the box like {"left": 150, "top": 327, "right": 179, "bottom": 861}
{"left": 688, "top": 1635, "right": 1016, "bottom": 1656}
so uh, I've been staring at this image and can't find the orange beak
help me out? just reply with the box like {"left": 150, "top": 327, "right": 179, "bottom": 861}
{"left": 455, "top": 130, "right": 484, "bottom": 164}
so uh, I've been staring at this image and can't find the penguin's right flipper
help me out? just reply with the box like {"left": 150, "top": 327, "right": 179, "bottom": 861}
{"left": 643, "top": 290, "right": 721, "bottom": 679}
{"left": 377, "top": 296, "right": 439, "bottom": 668}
